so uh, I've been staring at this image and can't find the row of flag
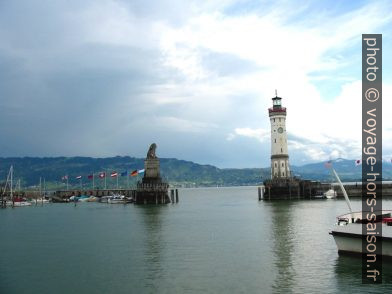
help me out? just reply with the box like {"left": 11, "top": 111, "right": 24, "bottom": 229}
{"left": 61, "top": 169, "right": 145, "bottom": 181}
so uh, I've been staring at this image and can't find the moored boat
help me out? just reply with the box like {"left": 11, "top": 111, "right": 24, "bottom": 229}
{"left": 330, "top": 210, "right": 392, "bottom": 256}
{"left": 87, "top": 196, "right": 98, "bottom": 202}
{"left": 329, "top": 167, "right": 392, "bottom": 256}
{"left": 7, "top": 197, "right": 32, "bottom": 207}
{"left": 108, "top": 194, "right": 126, "bottom": 204}
{"left": 324, "top": 189, "right": 337, "bottom": 199}
{"left": 69, "top": 195, "right": 90, "bottom": 202}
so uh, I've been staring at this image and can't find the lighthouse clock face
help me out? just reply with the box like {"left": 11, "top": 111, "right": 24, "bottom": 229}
{"left": 278, "top": 127, "right": 283, "bottom": 134}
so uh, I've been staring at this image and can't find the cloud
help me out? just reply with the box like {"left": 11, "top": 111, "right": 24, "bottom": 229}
{"left": 0, "top": 0, "right": 391, "bottom": 168}
{"left": 227, "top": 128, "right": 269, "bottom": 142}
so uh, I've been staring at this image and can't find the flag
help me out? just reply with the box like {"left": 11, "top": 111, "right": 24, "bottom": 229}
{"left": 131, "top": 170, "right": 138, "bottom": 176}
{"left": 88, "top": 174, "right": 93, "bottom": 180}
{"left": 120, "top": 171, "right": 127, "bottom": 177}
{"left": 324, "top": 160, "right": 332, "bottom": 169}
{"left": 111, "top": 172, "right": 118, "bottom": 177}
{"left": 138, "top": 169, "right": 145, "bottom": 174}
{"left": 61, "top": 175, "right": 68, "bottom": 180}
{"left": 99, "top": 172, "right": 106, "bottom": 178}
{"left": 355, "top": 159, "right": 362, "bottom": 166}
{"left": 76, "top": 175, "right": 82, "bottom": 179}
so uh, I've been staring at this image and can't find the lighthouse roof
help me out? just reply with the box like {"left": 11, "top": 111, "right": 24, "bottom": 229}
{"left": 269, "top": 92, "right": 285, "bottom": 114}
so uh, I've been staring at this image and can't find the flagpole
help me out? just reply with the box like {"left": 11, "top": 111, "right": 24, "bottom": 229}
{"left": 93, "top": 172, "right": 95, "bottom": 190}
{"left": 127, "top": 173, "right": 129, "bottom": 189}
{"left": 104, "top": 170, "right": 107, "bottom": 190}
{"left": 117, "top": 174, "right": 119, "bottom": 189}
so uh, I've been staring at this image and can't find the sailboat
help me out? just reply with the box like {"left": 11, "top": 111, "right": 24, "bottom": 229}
{"left": 3, "top": 166, "right": 31, "bottom": 207}
{"left": 329, "top": 168, "right": 392, "bottom": 256}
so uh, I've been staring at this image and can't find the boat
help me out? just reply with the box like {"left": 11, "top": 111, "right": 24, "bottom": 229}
{"left": 99, "top": 196, "right": 111, "bottom": 203}
{"left": 324, "top": 188, "right": 337, "bottom": 199}
{"left": 330, "top": 210, "right": 392, "bottom": 256}
{"left": 1, "top": 166, "right": 31, "bottom": 207}
{"left": 86, "top": 196, "right": 98, "bottom": 202}
{"left": 78, "top": 195, "right": 90, "bottom": 202}
{"left": 69, "top": 195, "right": 90, "bottom": 202}
{"left": 329, "top": 168, "right": 392, "bottom": 256}
{"left": 7, "top": 197, "right": 32, "bottom": 207}
{"left": 30, "top": 197, "right": 51, "bottom": 204}
{"left": 108, "top": 194, "right": 126, "bottom": 204}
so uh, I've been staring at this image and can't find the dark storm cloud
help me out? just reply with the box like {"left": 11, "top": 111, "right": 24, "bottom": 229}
{"left": 0, "top": 1, "right": 171, "bottom": 156}
{"left": 0, "top": 0, "right": 270, "bottom": 167}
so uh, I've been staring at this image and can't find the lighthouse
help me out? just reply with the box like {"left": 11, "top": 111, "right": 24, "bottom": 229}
{"left": 268, "top": 91, "right": 290, "bottom": 179}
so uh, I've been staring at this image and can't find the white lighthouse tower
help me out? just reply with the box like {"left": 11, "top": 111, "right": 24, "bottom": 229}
{"left": 268, "top": 91, "right": 290, "bottom": 179}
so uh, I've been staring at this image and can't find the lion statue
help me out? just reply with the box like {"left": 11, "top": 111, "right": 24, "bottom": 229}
{"left": 147, "top": 143, "right": 157, "bottom": 159}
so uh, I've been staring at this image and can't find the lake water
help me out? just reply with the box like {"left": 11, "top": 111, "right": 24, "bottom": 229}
{"left": 1, "top": 186, "right": 392, "bottom": 293}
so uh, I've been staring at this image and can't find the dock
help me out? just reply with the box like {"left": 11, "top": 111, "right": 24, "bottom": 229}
{"left": 261, "top": 180, "right": 392, "bottom": 200}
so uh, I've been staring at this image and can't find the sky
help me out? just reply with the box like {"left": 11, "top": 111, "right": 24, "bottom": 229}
{"left": 0, "top": 0, "right": 391, "bottom": 168}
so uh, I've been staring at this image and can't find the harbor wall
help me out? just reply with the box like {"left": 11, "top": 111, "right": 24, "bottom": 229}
{"left": 333, "top": 183, "right": 392, "bottom": 197}
{"left": 262, "top": 180, "right": 392, "bottom": 200}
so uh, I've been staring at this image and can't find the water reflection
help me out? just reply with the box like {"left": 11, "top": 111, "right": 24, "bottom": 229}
{"left": 334, "top": 254, "right": 392, "bottom": 292}
{"left": 268, "top": 201, "right": 296, "bottom": 293}
{"left": 137, "top": 205, "right": 168, "bottom": 290}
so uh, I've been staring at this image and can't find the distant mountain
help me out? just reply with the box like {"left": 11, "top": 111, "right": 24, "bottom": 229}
{"left": 0, "top": 157, "right": 390, "bottom": 189}
{"left": 291, "top": 158, "right": 392, "bottom": 181}
{"left": 0, "top": 156, "right": 269, "bottom": 189}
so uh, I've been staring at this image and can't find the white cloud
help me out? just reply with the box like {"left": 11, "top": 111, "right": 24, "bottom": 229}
{"left": 227, "top": 128, "right": 269, "bottom": 142}
{"left": 1, "top": 0, "right": 392, "bottom": 167}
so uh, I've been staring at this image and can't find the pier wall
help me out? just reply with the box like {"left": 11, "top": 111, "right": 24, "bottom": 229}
{"left": 262, "top": 180, "right": 392, "bottom": 200}
{"left": 333, "top": 183, "right": 392, "bottom": 197}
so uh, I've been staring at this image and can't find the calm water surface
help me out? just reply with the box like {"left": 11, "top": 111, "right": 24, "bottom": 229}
{"left": 1, "top": 187, "right": 392, "bottom": 293}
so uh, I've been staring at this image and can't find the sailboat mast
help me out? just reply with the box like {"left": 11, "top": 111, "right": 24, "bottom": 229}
{"left": 10, "top": 166, "right": 13, "bottom": 197}
{"left": 332, "top": 168, "right": 353, "bottom": 216}
{"left": 10, "top": 165, "right": 14, "bottom": 206}
{"left": 38, "top": 177, "right": 41, "bottom": 204}
{"left": 42, "top": 178, "right": 45, "bottom": 205}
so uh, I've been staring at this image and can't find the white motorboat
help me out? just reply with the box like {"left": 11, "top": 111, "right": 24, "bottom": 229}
{"left": 330, "top": 210, "right": 392, "bottom": 256}
{"left": 329, "top": 168, "right": 391, "bottom": 256}
{"left": 108, "top": 194, "right": 126, "bottom": 204}
{"left": 324, "top": 189, "right": 337, "bottom": 199}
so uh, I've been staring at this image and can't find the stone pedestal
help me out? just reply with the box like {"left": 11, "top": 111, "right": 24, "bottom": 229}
{"left": 144, "top": 158, "right": 160, "bottom": 179}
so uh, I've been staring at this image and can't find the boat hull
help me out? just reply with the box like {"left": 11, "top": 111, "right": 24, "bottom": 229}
{"left": 6, "top": 201, "right": 32, "bottom": 207}
{"left": 108, "top": 199, "right": 125, "bottom": 204}
{"left": 331, "top": 231, "right": 392, "bottom": 257}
